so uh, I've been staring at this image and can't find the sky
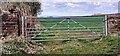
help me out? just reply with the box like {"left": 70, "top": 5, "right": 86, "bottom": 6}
{"left": 38, "top": 0, "right": 120, "bottom": 17}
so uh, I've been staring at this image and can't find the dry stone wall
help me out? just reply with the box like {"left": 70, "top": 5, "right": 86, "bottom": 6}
{"left": 1, "top": 14, "right": 19, "bottom": 37}
{"left": 107, "top": 14, "right": 120, "bottom": 34}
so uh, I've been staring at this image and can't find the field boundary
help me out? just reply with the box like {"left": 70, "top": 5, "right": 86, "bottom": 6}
{"left": 21, "top": 16, "right": 106, "bottom": 42}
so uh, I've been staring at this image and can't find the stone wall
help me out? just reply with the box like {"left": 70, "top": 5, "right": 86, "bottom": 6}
{"left": 0, "top": 2, "right": 41, "bottom": 37}
{"left": 107, "top": 14, "right": 120, "bottom": 34}
{"left": 1, "top": 14, "right": 19, "bottom": 37}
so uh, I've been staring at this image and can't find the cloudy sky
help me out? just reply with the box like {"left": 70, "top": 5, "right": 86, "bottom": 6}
{"left": 38, "top": 0, "right": 120, "bottom": 17}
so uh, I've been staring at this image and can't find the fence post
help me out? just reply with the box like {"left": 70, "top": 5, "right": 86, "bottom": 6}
{"left": 25, "top": 17, "right": 27, "bottom": 37}
{"left": 22, "top": 16, "right": 24, "bottom": 36}
{"left": 0, "top": 16, "right": 2, "bottom": 36}
{"left": 105, "top": 15, "right": 108, "bottom": 36}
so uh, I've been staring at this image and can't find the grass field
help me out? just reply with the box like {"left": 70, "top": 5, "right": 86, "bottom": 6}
{"left": 35, "top": 34, "right": 119, "bottom": 54}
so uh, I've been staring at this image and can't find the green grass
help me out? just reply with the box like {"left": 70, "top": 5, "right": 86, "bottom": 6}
{"left": 39, "top": 16, "right": 104, "bottom": 29}
{"left": 47, "top": 35, "right": 119, "bottom": 54}
{"left": 34, "top": 34, "right": 119, "bottom": 54}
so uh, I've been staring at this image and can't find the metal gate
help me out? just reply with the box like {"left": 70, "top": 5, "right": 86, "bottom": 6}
{"left": 22, "top": 16, "right": 107, "bottom": 42}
